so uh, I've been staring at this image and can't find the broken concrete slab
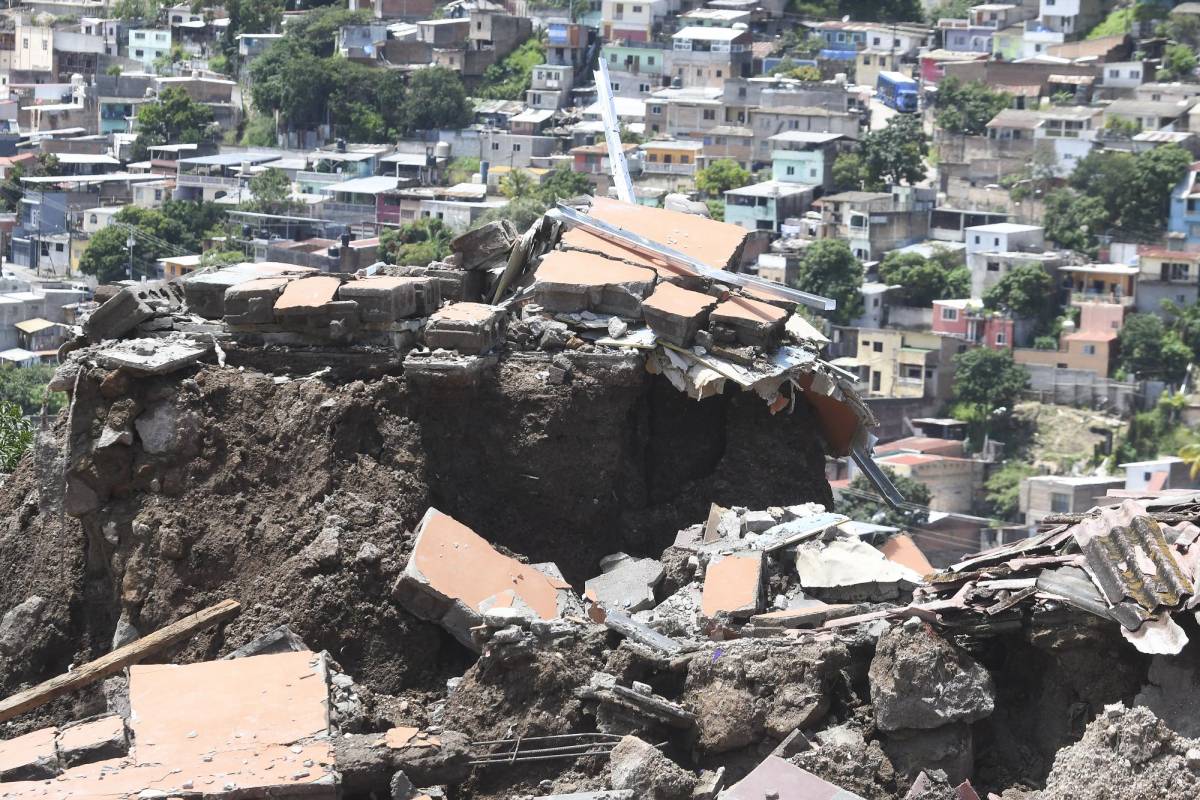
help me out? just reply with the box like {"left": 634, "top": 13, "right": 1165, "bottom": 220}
{"left": 586, "top": 196, "right": 750, "bottom": 271}
{"left": 585, "top": 557, "right": 664, "bottom": 613}
{"left": 56, "top": 714, "right": 127, "bottom": 768}
{"left": 723, "top": 755, "right": 866, "bottom": 800}
{"left": 83, "top": 281, "right": 184, "bottom": 342}
{"left": 608, "top": 735, "right": 697, "bottom": 800}
{"left": 700, "top": 551, "right": 763, "bottom": 619}
{"left": 184, "top": 263, "right": 316, "bottom": 320}
{"left": 339, "top": 276, "right": 441, "bottom": 323}
{"left": 423, "top": 302, "right": 506, "bottom": 355}
{"left": 640, "top": 283, "right": 717, "bottom": 347}
{"left": 710, "top": 296, "right": 788, "bottom": 348}
{"left": 274, "top": 275, "right": 344, "bottom": 315}
{"left": 394, "top": 508, "right": 578, "bottom": 651}
{"left": 0, "top": 726, "right": 59, "bottom": 781}
{"left": 94, "top": 336, "right": 212, "bottom": 375}
{"left": 869, "top": 623, "right": 995, "bottom": 732}
{"left": 223, "top": 277, "right": 293, "bottom": 326}
{"left": 534, "top": 250, "right": 656, "bottom": 318}
{"left": 450, "top": 220, "right": 517, "bottom": 270}
{"left": 601, "top": 607, "right": 685, "bottom": 656}
{"left": 795, "top": 538, "right": 922, "bottom": 602}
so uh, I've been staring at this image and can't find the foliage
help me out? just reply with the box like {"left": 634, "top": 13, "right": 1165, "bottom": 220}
{"left": 877, "top": 249, "right": 969, "bottom": 306}
{"left": 859, "top": 114, "right": 927, "bottom": 189}
{"left": 935, "top": 77, "right": 1011, "bottom": 136}
{"left": 695, "top": 159, "right": 752, "bottom": 196}
{"left": 793, "top": 240, "right": 864, "bottom": 325}
{"left": 111, "top": 0, "right": 160, "bottom": 20}
{"left": 982, "top": 263, "right": 1057, "bottom": 332}
{"left": 285, "top": 7, "right": 370, "bottom": 58}
{"left": 0, "top": 365, "right": 65, "bottom": 416}
{"left": 132, "top": 86, "right": 215, "bottom": 161}
{"left": 476, "top": 36, "right": 546, "bottom": 100}
{"left": 242, "top": 167, "right": 299, "bottom": 215}
{"left": 208, "top": 52, "right": 230, "bottom": 75}
{"left": 952, "top": 348, "right": 1029, "bottom": 412}
{"left": 1117, "top": 313, "right": 1192, "bottom": 382}
{"left": 772, "top": 28, "right": 824, "bottom": 57}
{"left": 538, "top": 167, "right": 593, "bottom": 204}
{"left": 80, "top": 205, "right": 199, "bottom": 284}
{"left": 984, "top": 461, "right": 1036, "bottom": 521}
{"left": 839, "top": 468, "right": 931, "bottom": 530}
{"left": 160, "top": 199, "right": 226, "bottom": 244}
{"left": 1113, "top": 392, "right": 1193, "bottom": 465}
{"left": 831, "top": 152, "right": 869, "bottom": 192}
{"left": 199, "top": 249, "right": 244, "bottom": 268}
{"left": 1159, "top": 11, "right": 1200, "bottom": 48}
{"left": 0, "top": 401, "right": 32, "bottom": 473}
{"left": 500, "top": 169, "right": 536, "bottom": 200}
{"left": 1104, "top": 117, "right": 1142, "bottom": 137}
{"left": 241, "top": 113, "right": 276, "bottom": 147}
{"left": 927, "top": 0, "right": 974, "bottom": 20}
{"left": 402, "top": 67, "right": 472, "bottom": 134}
{"left": 106, "top": 64, "right": 123, "bottom": 76}
{"left": 1042, "top": 188, "right": 1107, "bottom": 254}
{"left": 706, "top": 199, "right": 725, "bottom": 221}
{"left": 769, "top": 58, "right": 822, "bottom": 81}
{"left": 379, "top": 218, "right": 452, "bottom": 266}
{"left": 473, "top": 197, "right": 548, "bottom": 231}
{"left": 446, "top": 157, "right": 481, "bottom": 186}
{"left": 619, "top": 125, "right": 644, "bottom": 145}
{"left": 1086, "top": 4, "right": 1134, "bottom": 38}
{"left": 1158, "top": 42, "right": 1198, "bottom": 81}
{"left": 220, "top": 0, "right": 283, "bottom": 61}
{"left": 1034, "top": 335, "right": 1058, "bottom": 350}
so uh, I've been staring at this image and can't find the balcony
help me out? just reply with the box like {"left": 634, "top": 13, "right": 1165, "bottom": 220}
{"left": 1070, "top": 291, "right": 1134, "bottom": 306}
{"left": 176, "top": 173, "right": 240, "bottom": 189}
{"left": 642, "top": 161, "right": 697, "bottom": 175}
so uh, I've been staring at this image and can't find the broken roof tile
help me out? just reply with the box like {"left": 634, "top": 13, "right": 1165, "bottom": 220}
{"left": 701, "top": 551, "right": 764, "bottom": 618}
{"left": 586, "top": 196, "right": 749, "bottom": 270}
{"left": 881, "top": 534, "right": 935, "bottom": 577}
{"left": 274, "top": 275, "right": 344, "bottom": 313}
{"left": 724, "top": 755, "right": 867, "bottom": 800}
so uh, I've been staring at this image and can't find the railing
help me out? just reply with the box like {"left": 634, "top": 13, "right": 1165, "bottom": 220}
{"left": 1070, "top": 291, "right": 1134, "bottom": 306}
{"left": 319, "top": 201, "right": 376, "bottom": 221}
{"left": 642, "top": 162, "right": 697, "bottom": 175}
{"left": 176, "top": 173, "right": 239, "bottom": 188}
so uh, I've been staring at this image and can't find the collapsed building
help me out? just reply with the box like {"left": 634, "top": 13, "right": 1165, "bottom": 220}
{"left": 0, "top": 197, "right": 1197, "bottom": 799}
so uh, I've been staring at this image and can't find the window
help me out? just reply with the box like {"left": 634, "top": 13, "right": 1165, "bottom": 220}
{"left": 647, "top": 56, "right": 655, "bottom": 65}
{"left": 860, "top": 340, "right": 869, "bottom": 349}
{"left": 703, "top": 109, "right": 715, "bottom": 120}
{"left": 696, "top": 69, "right": 703, "bottom": 77}
{"left": 1144, "top": 471, "right": 1153, "bottom": 481}
{"left": 862, "top": 55, "right": 871, "bottom": 65}
{"left": 40, "top": 243, "right": 48, "bottom": 256}
{"left": 974, "top": 235, "right": 980, "bottom": 244}
{"left": 987, "top": 261, "right": 1000, "bottom": 272}
{"left": 512, "top": 143, "right": 522, "bottom": 152}
{"left": 680, "top": 155, "right": 690, "bottom": 163}
{"left": 786, "top": 165, "right": 795, "bottom": 175}
{"left": 1082, "top": 344, "right": 1096, "bottom": 355}
{"left": 154, "top": 189, "right": 162, "bottom": 201}
{"left": 639, "top": 83, "right": 650, "bottom": 92}
{"left": 650, "top": 105, "right": 662, "bottom": 114}
{"left": 716, "top": 70, "right": 722, "bottom": 77}
{"left": 1109, "top": 69, "right": 1118, "bottom": 78}
{"left": 135, "top": 31, "right": 145, "bottom": 39}
{"left": 995, "top": 331, "right": 1006, "bottom": 345}
{"left": 632, "top": 4, "right": 642, "bottom": 9}
{"left": 873, "top": 36, "right": 880, "bottom": 45}
{"left": 21, "top": 38, "right": 27, "bottom": 48}
{"left": 993, "top": 237, "right": 1000, "bottom": 246}
{"left": 872, "top": 341, "right": 883, "bottom": 353}
{"left": 1050, "top": 492, "right": 1070, "bottom": 513}
{"left": 941, "top": 307, "right": 958, "bottom": 321}
{"left": 871, "top": 371, "right": 881, "bottom": 391}
{"left": 136, "top": 49, "right": 144, "bottom": 57}
{"left": 610, "top": 82, "right": 618, "bottom": 91}
{"left": 873, "top": 297, "right": 880, "bottom": 307}
{"left": 55, "top": 242, "right": 63, "bottom": 252}
{"left": 89, "top": 214, "right": 97, "bottom": 224}
{"left": 738, "top": 86, "right": 747, "bottom": 98}
{"left": 810, "top": 168, "right": 817, "bottom": 177}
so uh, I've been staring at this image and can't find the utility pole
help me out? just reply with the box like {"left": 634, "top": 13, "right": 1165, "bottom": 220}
{"left": 126, "top": 231, "right": 135, "bottom": 281}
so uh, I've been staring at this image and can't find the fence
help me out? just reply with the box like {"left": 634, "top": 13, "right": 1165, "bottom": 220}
{"left": 1019, "top": 364, "right": 1158, "bottom": 415}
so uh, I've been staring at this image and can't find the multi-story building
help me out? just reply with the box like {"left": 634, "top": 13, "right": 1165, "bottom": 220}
{"left": 1032, "top": 105, "right": 1103, "bottom": 176}
{"left": 600, "top": 0, "right": 669, "bottom": 43}
{"left": 665, "top": 26, "right": 752, "bottom": 89}
{"left": 1169, "top": 161, "right": 1200, "bottom": 247}
{"left": 545, "top": 21, "right": 593, "bottom": 71}
{"left": 1037, "top": 0, "right": 1106, "bottom": 39}
{"left": 965, "top": 222, "right": 1049, "bottom": 297}
{"left": 639, "top": 139, "right": 704, "bottom": 176}
{"left": 768, "top": 131, "right": 845, "bottom": 191}
{"left": 526, "top": 64, "right": 574, "bottom": 110}
{"left": 853, "top": 327, "right": 966, "bottom": 401}
{"left": 1013, "top": 300, "right": 1125, "bottom": 378}
{"left": 1019, "top": 475, "right": 1123, "bottom": 525}
{"left": 645, "top": 86, "right": 723, "bottom": 138}
{"left": 1134, "top": 245, "right": 1200, "bottom": 313}
{"left": 932, "top": 299, "right": 1016, "bottom": 349}
{"left": 750, "top": 106, "right": 859, "bottom": 163}
{"left": 723, "top": 181, "right": 813, "bottom": 233}
{"left": 814, "top": 186, "right": 935, "bottom": 260}
{"left": 874, "top": 451, "right": 985, "bottom": 515}
{"left": 126, "top": 28, "right": 172, "bottom": 70}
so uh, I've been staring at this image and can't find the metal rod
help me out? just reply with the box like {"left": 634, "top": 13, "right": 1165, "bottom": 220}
{"left": 850, "top": 443, "right": 905, "bottom": 507}
{"left": 473, "top": 743, "right": 618, "bottom": 760}
{"left": 593, "top": 58, "right": 635, "bottom": 204}
{"left": 471, "top": 733, "right": 625, "bottom": 746}
{"left": 547, "top": 203, "right": 836, "bottom": 311}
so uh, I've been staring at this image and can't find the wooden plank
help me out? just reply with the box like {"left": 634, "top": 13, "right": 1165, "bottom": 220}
{"left": 0, "top": 599, "right": 241, "bottom": 724}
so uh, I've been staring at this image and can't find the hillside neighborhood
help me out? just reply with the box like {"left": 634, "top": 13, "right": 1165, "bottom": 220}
{"left": 0, "top": 0, "right": 1197, "bottom": 798}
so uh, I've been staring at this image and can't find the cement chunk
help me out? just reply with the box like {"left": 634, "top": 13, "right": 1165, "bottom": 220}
{"left": 423, "top": 302, "right": 506, "bottom": 355}
{"left": 223, "top": 277, "right": 293, "bottom": 326}
{"left": 534, "top": 250, "right": 656, "bottom": 318}
{"left": 449, "top": 220, "right": 516, "bottom": 270}
{"left": 0, "top": 727, "right": 60, "bottom": 781}
{"left": 94, "top": 337, "right": 211, "bottom": 375}
{"left": 608, "top": 735, "right": 697, "bottom": 800}
{"left": 584, "top": 557, "right": 664, "bottom": 613}
{"left": 700, "top": 551, "right": 763, "bottom": 619}
{"left": 56, "top": 714, "right": 128, "bottom": 767}
{"left": 640, "top": 283, "right": 717, "bottom": 347}
{"left": 710, "top": 297, "right": 788, "bottom": 348}
{"left": 339, "top": 276, "right": 437, "bottom": 323}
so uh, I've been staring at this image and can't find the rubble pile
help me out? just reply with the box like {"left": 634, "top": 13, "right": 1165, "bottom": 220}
{"left": 1, "top": 197, "right": 1199, "bottom": 798}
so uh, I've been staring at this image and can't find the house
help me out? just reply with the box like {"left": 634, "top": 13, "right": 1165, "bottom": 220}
{"left": 602, "top": 42, "right": 667, "bottom": 99}
{"left": 814, "top": 186, "right": 935, "bottom": 260}
{"left": 1038, "top": 0, "right": 1109, "bottom": 40}
{"left": 639, "top": 139, "right": 703, "bottom": 176}
{"left": 126, "top": 29, "right": 172, "bottom": 69}
{"left": 700, "top": 125, "right": 754, "bottom": 170}
{"left": 644, "top": 86, "right": 723, "bottom": 138}
{"left": 81, "top": 205, "right": 124, "bottom": 234}
{"left": 569, "top": 142, "right": 640, "bottom": 176}
{"left": 723, "top": 181, "right": 813, "bottom": 233}
{"left": 1119, "top": 457, "right": 1200, "bottom": 493}
{"left": 600, "top": 0, "right": 669, "bottom": 43}
{"left": 1100, "top": 61, "right": 1150, "bottom": 95}
{"left": 874, "top": 451, "right": 985, "bottom": 514}
{"left": 855, "top": 50, "right": 903, "bottom": 90}
{"left": 544, "top": 20, "right": 593, "bottom": 71}
{"left": 526, "top": 64, "right": 574, "bottom": 110}
{"left": 159, "top": 253, "right": 204, "bottom": 280}
{"left": 480, "top": 131, "right": 557, "bottom": 170}
{"left": 750, "top": 106, "right": 860, "bottom": 163}
{"left": 929, "top": 207, "right": 1009, "bottom": 243}
{"left": 1013, "top": 301, "right": 1125, "bottom": 378}
{"left": 1058, "top": 263, "right": 1137, "bottom": 306}
{"left": 919, "top": 49, "right": 988, "bottom": 85}
{"left": 1169, "top": 161, "right": 1200, "bottom": 247}
{"left": 666, "top": 26, "right": 753, "bottom": 89}
{"left": 1033, "top": 105, "right": 1103, "bottom": 176}
{"left": 678, "top": 8, "right": 752, "bottom": 27}
{"left": 768, "top": 131, "right": 845, "bottom": 190}
{"left": 1103, "top": 98, "right": 1195, "bottom": 133}
{"left": 932, "top": 299, "right": 1016, "bottom": 349}
{"left": 853, "top": 327, "right": 966, "bottom": 401}
{"left": 175, "top": 151, "right": 282, "bottom": 202}
{"left": 965, "top": 222, "right": 1049, "bottom": 297}
{"left": 1019, "top": 475, "right": 1124, "bottom": 526}
{"left": 1134, "top": 245, "right": 1200, "bottom": 314}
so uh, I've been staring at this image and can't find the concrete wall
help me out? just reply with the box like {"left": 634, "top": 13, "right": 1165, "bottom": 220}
{"left": 1018, "top": 363, "right": 1144, "bottom": 414}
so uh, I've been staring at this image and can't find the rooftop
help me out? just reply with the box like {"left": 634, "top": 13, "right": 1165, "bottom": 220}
{"left": 725, "top": 180, "right": 812, "bottom": 198}
{"left": 672, "top": 25, "right": 748, "bottom": 41}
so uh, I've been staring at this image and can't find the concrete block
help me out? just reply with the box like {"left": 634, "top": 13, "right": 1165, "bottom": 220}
{"left": 84, "top": 282, "right": 182, "bottom": 343}
{"left": 184, "top": 263, "right": 314, "bottom": 320}
{"left": 641, "top": 283, "right": 717, "bottom": 347}
{"left": 0, "top": 727, "right": 60, "bottom": 781}
{"left": 424, "top": 302, "right": 505, "bottom": 355}
{"left": 534, "top": 250, "right": 656, "bottom": 318}
{"left": 710, "top": 296, "right": 788, "bottom": 348}
{"left": 56, "top": 714, "right": 128, "bottom": 767}
{"left": 224, "top": 277, "right": 293, "bottom": 326}
{"left": 584, "top": 557, "right": 664, "bottom": 613}
{"left": 339, "top": 276, "right": 439, "bottom": 322}
{"left": 701, "top": 551, "right": 764, "bottom": 619}
{"left": 273, "top": 275, "right": 344, "bottom": 316}
{"left": 450, "top": 220, "right": 516, "bottom": 270}
{"left": 426, "top": 265, "right": 486, "bottom": 303}
{"left": 94, "top": 336, "right": 211, "bottom": 376}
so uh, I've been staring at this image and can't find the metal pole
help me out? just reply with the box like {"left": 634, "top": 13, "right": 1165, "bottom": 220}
{"left": 126, "top": 232, "right": 135, "bottom": 280}
{"left": 593, "top": 57, "right": 635, "bottom": 204}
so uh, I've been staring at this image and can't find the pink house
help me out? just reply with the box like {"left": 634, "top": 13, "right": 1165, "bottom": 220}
{"left": 932, "top": 299, "right": 1014, "bottom": 349}
{"left": 920, "top": 50, "right": 987, "bottom": 85}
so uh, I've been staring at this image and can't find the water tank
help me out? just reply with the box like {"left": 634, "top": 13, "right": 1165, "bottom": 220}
{"left": 435, "top": 141, "right": 451, "bottom": 158}
{"left": 1061, "top": 317, "right": 1077, "bottom": 334}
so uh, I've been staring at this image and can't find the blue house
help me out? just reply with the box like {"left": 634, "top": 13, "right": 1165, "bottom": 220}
{"left": 1168, "top": 161, "right": 1200, "bottom": 246}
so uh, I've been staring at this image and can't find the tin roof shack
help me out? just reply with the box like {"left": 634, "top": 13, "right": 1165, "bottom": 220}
{"left": 723, "top": 181, "right": 813, "bottom": 234}
{"left": 1019, "top": 474, "right": 1125, "bottom": 525}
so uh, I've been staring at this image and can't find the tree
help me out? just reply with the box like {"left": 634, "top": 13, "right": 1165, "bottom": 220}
{"left": 538, "top": 167, "right": 592, "bottom": 204}
{"left": 401, "top": 67, "right": 472, "bottom": 134}
{"left": 476, "top": 36, "right": 546, "bottom": 100}
{"left": 132, "top": 86, "right": 215, "bottom": 160}
{"left": 953, "top": 348, "right": 1029, "bottom": 411}
{"left": 831, "top": 152, "right": 869, "bottom": 192}
{"left": 79, "top": 207, "right": 192, "bottom": 283}
{"left": 1118, "top": 313, "right": 1192, "bottom": 382}
{"left": 243, "top": 167, "right": 298, "bottom": 215}
{"left": 0, "top": 402, "right": 32, "bottom": 473}
{"left": 1122, "top": 144, "right": 1193, "bottom": 237}
{"left": 1043, "top": 188, "right": 1107, "bottom": 253}
{"left": 839, "top": 468, "right": 931, "bottom": 530}
{"left": 935, "top": 77, "right": 1011, "bottom": 136}
{"left": 793, "top": 240, "right": 864, "bottom": 325}
{"left": 769, "top": 58, "right": 822, "bottom": 81}
{"left": 473, "top": 197, "right": 548, "bottom": 231}
{"left": 982, "top": 263, "right": 1057, "bottom": 332}
{"left": 221, "top": 0, "right": 283, "bottom": 61}
{"left": 379, "top": 218, "right": 452, "bottom": 265}
{"left": 1158, "top": 42, "right": 1197, "bottom": 81}
{"left": 0, "top": 365, "right": 66, "bottom": 415}
{"left": 249, "top": 39, "right": 329, "bottom": 131}
{"left": 500, "top": 169, "right": 536, "bottom": 200}
{"left": 695, "top": 159, "right": 752, "bottom": 196}
{"left": 285, "top": 6, "right": 370, "bottom": 57}
{"left": 984, "top": 461, "right": 1036, "bottom": 521}
{"left": 877, "top": 249, "right": 969, "bottom": 306}
{"left": 860, "top": 114, "right": 927, "bottom": 189}
{"left": 160, "top": 199, "right": 226, "bottom": 245}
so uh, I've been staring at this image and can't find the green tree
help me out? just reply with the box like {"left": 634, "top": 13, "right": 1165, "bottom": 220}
{"left": 243, "top": 167, "right": 298, "bottom": 215}
{"left": 695, "top": 158, "right": 752, "bottom": 196}
{"left": 839, "top": 468, "right": 932, "bottom": 529}
{"left": 285, "top": 6, "right": 370, "bottom": 57}
{"left": 0, "top": 365, "right": 65, "bottom": 415}
{"left": 793, "top": 240, "right": 864, "bottom": 325}
{"left": 160, "top": 199, "right": 226, "bottom": 244}
{"left": 982, "top": 263, "right": 1057, "bottom": 332}
{"left": 80, "top": 206, "right": 194, "bottom": 283}
{"left": 477, "top": 36, "right": 546, "bottom": 100}
{"left": 1118, "top": 313, "right": 1192, "bottom": 381}
{"left": 500, "top": 169, "right": 536, "bottom": 200}
{"left": 953, "top": 348, "right": 1029, "bottom": 411}
{"left": 860, "top": 114, "right": 927, "bottom": 189}
{"left": 445, "top": 157, "right": 480, "bottom": 185}
{"left": 401, "top": 66, "right": 472, "bottom": 134}
{"left": 769, "top": 58, "right": 822, "bottom": 81}
{"left": 877, "top": 249, "right": 969, "bottom": 306}
{"left": 132, "top": 86, "right": 215, "bottom": 160}
{"left": 1043, "top": 188, "right": 1107, "bottom": 253}
{"left": 831, "top": 152, "right": 869, "bottom": 192}
{"left": 1158, "top": 42, "right": 1198, "bottom": 81}
{"left": 221, "top": 0, "right": 283, "bottom": 61}
{"left": 0, "top": 401, "right": 32, "bottom": 473}
{"left": 538, "top": 167, "right": 592, "bottom": 203}
{"left": 984, "top": 461, "right": 1036, "bottom": 521}
{"left": 1122, "top": 144, "right": 1193, "bottom": 237}
{"left": 935, "top": 77, "right": 1011, "bottom": 136}
{"left": 379, "top": 218, "right": 452, "bottom": 265}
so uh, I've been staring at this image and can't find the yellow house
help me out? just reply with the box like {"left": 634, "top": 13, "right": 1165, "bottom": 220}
{"left": 640, "top": 140, "right": 704, "bottom": 177}
{"left": 856, "top": 328, "right": 964, "bottom": 400}
{"left": 159, "top": 254, "right": 204, "bottom": 281}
